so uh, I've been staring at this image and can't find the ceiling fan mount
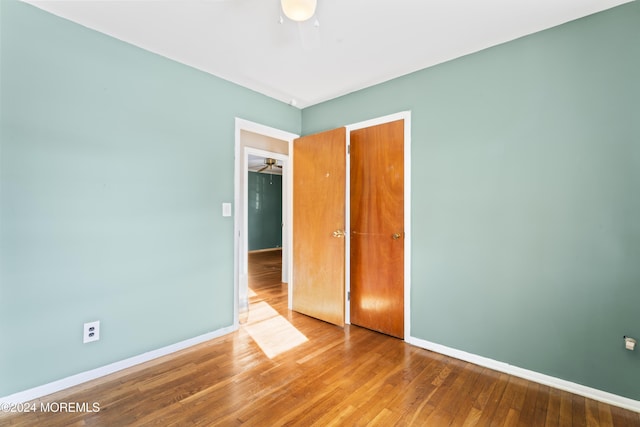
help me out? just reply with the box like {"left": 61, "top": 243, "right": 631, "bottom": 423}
{"left": 258, "top": 157, "right": 283, "bottom": 172}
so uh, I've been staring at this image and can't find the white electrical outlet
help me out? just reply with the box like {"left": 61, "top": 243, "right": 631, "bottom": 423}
{"left": 83, "top": 321, "right": 100, "bottom": 344}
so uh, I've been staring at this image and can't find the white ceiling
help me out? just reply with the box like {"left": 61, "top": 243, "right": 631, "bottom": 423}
{"left": 24, "top": 0, "right": 631, "bottom": 108}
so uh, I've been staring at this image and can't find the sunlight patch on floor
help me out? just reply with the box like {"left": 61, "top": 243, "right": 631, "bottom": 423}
{"left": 242, "top": 301, "right": 308, "bottom": 359}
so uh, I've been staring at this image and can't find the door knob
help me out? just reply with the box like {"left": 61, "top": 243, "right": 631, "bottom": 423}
{"left": 332, "top": 230, "right": 345, "bottom": 238}
{"left": 392, "top": 233, "right": 402, "bottom": 240}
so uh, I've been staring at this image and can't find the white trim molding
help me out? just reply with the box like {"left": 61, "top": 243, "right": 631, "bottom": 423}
{"left": 234, "top": 118, "right": 299, "bottom": 143}
{"left": 0, "top": 326, "right": 236, "bottom": 405}
{"left": 406, "top": 335, "right": 640, "bottom": 413}
{"left": 234, "top": 118, "right": 298, "bottom": 325}
{"left": 344, "top": 111, "right": 411, "bottom": 338}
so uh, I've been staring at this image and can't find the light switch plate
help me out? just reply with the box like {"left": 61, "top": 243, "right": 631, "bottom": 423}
{"left": 222, "top": 202, "right": 232, "bottom": 217}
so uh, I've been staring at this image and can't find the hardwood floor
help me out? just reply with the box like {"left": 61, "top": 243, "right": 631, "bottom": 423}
{"left": 2, "top": 249, "right": 639, "bottom": 426}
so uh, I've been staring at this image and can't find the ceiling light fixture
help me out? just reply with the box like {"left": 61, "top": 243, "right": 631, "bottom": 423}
{"left": 281, "top": 0, "right": 317, "bottom": 22}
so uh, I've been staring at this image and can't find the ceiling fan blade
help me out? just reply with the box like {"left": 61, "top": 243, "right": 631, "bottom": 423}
{"left": 276, "top": 164, "right": 283, "bottom": 168}
{"left": 257, "top": 165, "right": 269, "bottom": 172}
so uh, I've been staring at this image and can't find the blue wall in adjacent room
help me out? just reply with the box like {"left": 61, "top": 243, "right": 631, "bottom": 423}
{"left": 248, "top": 172, "right": 283, "bottom": 251}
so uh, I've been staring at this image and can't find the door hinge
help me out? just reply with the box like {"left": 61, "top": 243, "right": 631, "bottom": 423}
{"left": 347, "top": 291, "right": 350, "bottom": 301}
{"left": 347, "top": 145, "right": 350, "bottom": 154}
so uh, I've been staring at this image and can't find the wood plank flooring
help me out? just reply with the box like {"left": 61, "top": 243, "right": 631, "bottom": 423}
{"left": 1, "top": 249, "right": 638, "bottom": 426}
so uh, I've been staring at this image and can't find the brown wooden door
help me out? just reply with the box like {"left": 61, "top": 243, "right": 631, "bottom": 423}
{"left": 350, "top": 119, "right": 404, "bottom": 338}
{"left": 292, "top": 127, "right": 346, "bottom": 326}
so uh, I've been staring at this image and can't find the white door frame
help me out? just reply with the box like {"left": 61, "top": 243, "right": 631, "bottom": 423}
{"left": 234, "top": 118, "right": 298, "bottom": 328}
{"left": 344, "top": 111, "right": 412, "bottom": 340}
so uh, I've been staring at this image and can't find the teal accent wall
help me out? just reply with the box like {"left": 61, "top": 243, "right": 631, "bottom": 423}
{"left": 248, "top": 172, "right": 282, "bottom": 251}
{"left": 0, "top": 0, "right": 300, "bottom": 396}
{"left": 303, "top": 3, "right": 640, "bottom": 400}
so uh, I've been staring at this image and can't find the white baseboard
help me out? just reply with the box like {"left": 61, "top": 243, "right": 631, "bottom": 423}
{"left": 0, "top": 325, "right": 237, "bottom": 405}
{"left": 248, "top": 247, "right": 282, "bottom": 253}
{"left": 4, "top": 328, "right": 637, "bottom": 413}
{"left": 406, "top": 336, "right": 640, "bottom": 413}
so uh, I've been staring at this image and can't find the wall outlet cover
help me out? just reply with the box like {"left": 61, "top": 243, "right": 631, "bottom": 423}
{"left": 83, "top": 321, "right": 100, "bottom": 344}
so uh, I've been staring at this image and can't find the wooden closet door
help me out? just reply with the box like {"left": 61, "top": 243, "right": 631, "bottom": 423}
{"left": 350, "top": 120, "right": 404, "bottom": 338}
{"left": 292, "top": 127, "right": 346, "bottom": 326}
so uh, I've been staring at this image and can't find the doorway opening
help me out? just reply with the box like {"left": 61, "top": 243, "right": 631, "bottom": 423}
{"left": 235, "top": 113, "right": 410, "bottom": 341}
{"left": 247, "top": 153, "right": 284, "bottom": 255}
{"left": 234, "top": 119, "right": 298, "bottom": 328}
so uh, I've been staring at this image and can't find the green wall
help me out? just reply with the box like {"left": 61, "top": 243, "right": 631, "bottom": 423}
{"left": 2, "top": 0, "right": 639, "bottom": 403}
{"left": 303, "top": 2, "right": 640, "bottom": 400}
{"left": 0, "top": 0, "right": 299, "bottom": 396}
{"left": 248, "top": 172, "right": 283, "bottom": 251}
